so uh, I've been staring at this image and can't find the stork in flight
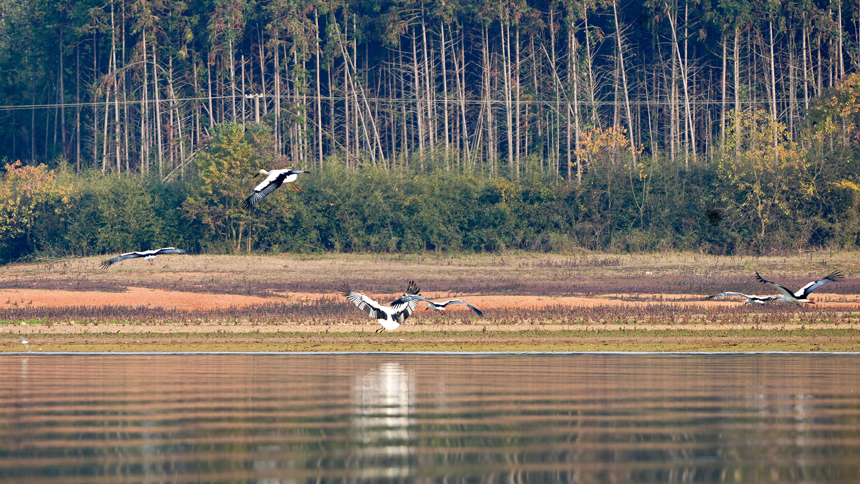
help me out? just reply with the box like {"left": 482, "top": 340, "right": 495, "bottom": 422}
{"left": 755, "top": 270, "right": 844, "bottom": 304}
{"left": 100, "top": 247, "right": 189, "bottom": 269}
{"left": 242, "top": 169, "right": 307, "bottom": 209}
{"left": 416, "top": 297, "right": 484, "bottom": 316}
{"left": 706, "top": 292, "right": 777, "bottom": 304}
{"left": 341, "top": 281, "right": 423, "bottom": 332}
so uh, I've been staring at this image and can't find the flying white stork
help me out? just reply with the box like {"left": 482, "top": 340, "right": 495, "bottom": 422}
{"left": 100, "top": 247, "right": 189, "bottom": 269}
{"left": 706, "top": 292, "right": 777, "bottom": 304}
{"left": 755, "top": 270, "right": 844, "bottom": 304}
{"left": 242, "top": 169, "right": 307, "bottom": 209}
{"left": 341, "top": 281, "right": 423, "bottom": 332}
{"left": 414, "top": 297, "right": 484, "bottom": 316}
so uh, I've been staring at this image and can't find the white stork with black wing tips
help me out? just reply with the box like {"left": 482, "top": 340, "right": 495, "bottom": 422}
{"left": 755, "top": 270, "right": 844, "bottom": 304}
{"left": 100, "top": 247, "right": 189, "bottom": 269}
{"left": 341, "top": 281, "right": 422, "bottom": 332}
{"left": 706, "top": 292, "right": 777, "bottom": 304}
{"left": 412, "top": 297, "right": 484, "bottom": 316}
{"left": 243, "top": 169, "right": 307, "bottom": 209}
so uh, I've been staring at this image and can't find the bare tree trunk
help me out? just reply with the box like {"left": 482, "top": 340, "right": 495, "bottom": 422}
{"left": 802, "top": 19, "right": 809, "bottom": 110}
{"left": 549, "top": 8, "right": 559, "bottom": 175}
{"left": 101, "top": 47, "right": 112, "bottom": 173}
{"left": 274, "top": 41, "right": 282, "bottom": 155}
{"left": 734, "top": 28, "right": 741, "bottom": 161}
{"left": 421, "top": 14, "right": 434, "bottom": 161}
{"left": 153, "top": 34, "right": 164, "bottom": 178}
{"left": 768, "top": 21, "right": 778, "bottom": 151}
{"left": 515, "top": 27, "right": 521, "bottom": 174}
{"left": 583, "top": 8, "right": 598, "bottom": 127}
{"left": 501, "top": 23, "right": 515, "bottom": 177}
{"left": 721, "top": 37, "right": 727, "bottom": 147}
{"left": 666, "top": 2, "right": 694, "bottom": 167}
{"left": 315, "top": 9, "right": 323, "bottom": 168}
{"left": 613, "top": 0, "right": 637, "bottom": 168}
{"left": 572, "top": 31, "right": 582, "bottom": 184}
{"left": 838, "top": 3, "right": 845, "bottom": 77}
{"left": 76, "top": 43, "right": 81, "bottom": 172}
{"left": 111, "top": 3, "right": 121, "bottom": 173}
{"left": 241, "top": 54, "right": 246, "bottom": 129}
{"left": 412, "top": 27, "right": 424, "bottom": 164}
{"left": 229, "top": 39, "right": 237, "bottom": 122}
{"left": 451, "top": 30, "right": 470, "bottom": 168}
{"left": 141, "top": 34, "right": 149, "bottom": 173}
{"left": 440, "top": 21, "right": 450, "bottom": 168}
{"left": 59, "top": 36, "right": 66, "bottom": 158}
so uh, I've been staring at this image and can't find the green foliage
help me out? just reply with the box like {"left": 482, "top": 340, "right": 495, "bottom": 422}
{"left": 183, "top": 122, "right": 285, "bottom": 253}
{"left": 2, "top": 120, "right": 860, "bottom": 264}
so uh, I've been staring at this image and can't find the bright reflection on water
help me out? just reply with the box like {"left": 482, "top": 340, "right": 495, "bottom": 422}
{"left": 0, "top": 353, "right": 859, "bottom": 483}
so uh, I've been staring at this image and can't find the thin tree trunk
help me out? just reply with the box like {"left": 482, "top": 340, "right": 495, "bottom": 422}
{"left": 315, "top": 9, "right": 323, "bottom": 168}
{"left": 501, "top": 23, "right": 515, "bottom": 177}
{"left": 721, "top": 37, "right": 727, "bottom": 147}
{"left": 666, "top": 2, "right": 694, "bottom": 167}
{"left": 768, "top": 21, "right": 778, "bottom": 151}
{"left": 613, "top": 0, "right": 637, "bottom": 168}
{"left": 441, "top": 21, "right": 450, "bottom": 168}
{"left": 153, "top": 34, "right": 164, "bottom": 178}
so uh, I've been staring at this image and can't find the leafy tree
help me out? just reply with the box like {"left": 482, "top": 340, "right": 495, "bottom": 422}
{"left": 184, "top": 122, "right": 293, "bottom": 252}
{"left": 0, "top": 161, "right": 72, "bottom": 261}
{"left": 718, "top": 109, "right": 807, "bottom": 246}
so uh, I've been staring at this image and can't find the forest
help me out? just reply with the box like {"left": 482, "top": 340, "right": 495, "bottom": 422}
{"left": 0, "top": 0, "right": 859, "bottom": 262}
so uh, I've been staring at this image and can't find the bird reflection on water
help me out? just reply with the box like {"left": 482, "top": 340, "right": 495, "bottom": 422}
{"left": 352, "top": 362, "right": 413, "bottom": 479}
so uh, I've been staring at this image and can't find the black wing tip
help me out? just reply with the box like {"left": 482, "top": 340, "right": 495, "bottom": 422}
{"left": 473, "top": 307, "right": 484, "bottom": 317}
{"left": 405, "top": 280, "right": 420, "bottom": 295}
{"left": 826, "top": 270, "right": 845, "bottom": 281}
{"left": 754, "top": 271, "right": 768, "bottom": 283}
{"left": 99, "top": 260, "right": 112, "bottom": 270}
{"left": 337, "top": 281, "right": 352, "bottom": 296}
{"left": 242, "top": 198, "right": 253, "bottom": 209}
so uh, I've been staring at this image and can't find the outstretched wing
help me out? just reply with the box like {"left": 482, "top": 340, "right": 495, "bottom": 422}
{"left": 386, "top": 281, "right": 422, "bottom": 324}
{"left": 100, "top": 251, "right": 143, "bottom": 269}
{"left": 243, "top": 172, "right": 287, "bottom": 209}
{"left": 154, "top": 247, "right": 189, "bottom": 256}
{"left": 707, "top": 292, "right": 776, "bottom": 303}
{"left": 433, "top": 299, "right": 484, "bottom": 316}
{"left": 755, "top": 272, "right": 796, "bottom": 300}
{"left": 795, "top": 271, "right": 844, "bottom": 298}
{"left": 707, "top": 292, "right": 753, "bottom": 300}
{"left": 340, "top": 283, "right": 388, "bottom": 320}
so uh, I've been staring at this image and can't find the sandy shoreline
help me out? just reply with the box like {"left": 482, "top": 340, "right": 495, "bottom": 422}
{"left": 2, "top": 253, "right": 859, "bottom": 352}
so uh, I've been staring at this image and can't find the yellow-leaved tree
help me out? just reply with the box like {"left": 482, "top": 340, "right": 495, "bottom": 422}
{"left": 718, "top": 109, "right": 808, "bottom": 243}
{"left": 0, "top": 161, "right": 73, "bottom": 260}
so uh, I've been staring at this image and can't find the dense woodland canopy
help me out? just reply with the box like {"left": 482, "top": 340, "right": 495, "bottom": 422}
{"left": 0, "top": 0, "right": 859, "bottom": 262}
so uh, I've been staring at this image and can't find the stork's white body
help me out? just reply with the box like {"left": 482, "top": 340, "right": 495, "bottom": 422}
{"left": 707, "top": 292, "right": 777, "bottom": 304}
{"left": 100, "top": 247, "right": 189, "bottom": 269}
{"left": 341, "top": 281, "right": 422, "bottom": 332}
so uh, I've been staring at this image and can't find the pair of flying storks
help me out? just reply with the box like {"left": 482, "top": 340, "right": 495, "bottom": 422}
{"left": 100, "top": 168, "right": 307, "bottom": 268}
{"left": 341, "top": 281, "right": 483, "bottom": 332}
{"left": 708, "top": 270, "right": 844, "bottom": 305}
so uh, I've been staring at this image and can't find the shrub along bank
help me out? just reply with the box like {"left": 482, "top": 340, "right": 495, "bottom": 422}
{"left": 1, "top": 123, "right": 858, "bottom": 263}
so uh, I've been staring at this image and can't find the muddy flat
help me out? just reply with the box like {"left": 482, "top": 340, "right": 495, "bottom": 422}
{"left": 1, "top": 252, "right": 859, "bottom": 352}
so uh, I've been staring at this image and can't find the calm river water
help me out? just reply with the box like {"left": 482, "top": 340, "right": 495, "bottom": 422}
{"left": 0, "top": 353, "right": 858, "bottom": 483}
